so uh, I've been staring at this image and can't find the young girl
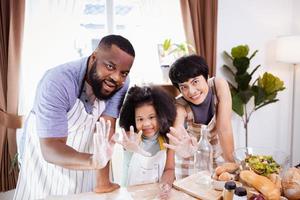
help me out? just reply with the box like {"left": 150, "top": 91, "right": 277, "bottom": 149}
{"left": 117, "top": 85, "right": 176, "bottom": 199}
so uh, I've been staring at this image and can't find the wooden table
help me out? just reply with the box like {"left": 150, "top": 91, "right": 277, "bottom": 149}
{"left": 45, "top": 183, "right": 198, "bottom": 200}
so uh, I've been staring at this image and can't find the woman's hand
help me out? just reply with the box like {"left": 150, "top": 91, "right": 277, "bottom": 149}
{"left": 91, "top": 118, "right": 114, "bottom": 169}
{"left": 163, "top": 126, "right": 198, "bottom": 158}
{"left": 114, "top": 126, "right": 151, "bottom": 157}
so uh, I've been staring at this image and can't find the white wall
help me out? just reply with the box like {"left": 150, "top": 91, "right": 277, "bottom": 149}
{"left": 216, "top": 0, "right": 299, "bottom": 165}
{"left": 291, "top": 0, "right": 300, "bottom": 166}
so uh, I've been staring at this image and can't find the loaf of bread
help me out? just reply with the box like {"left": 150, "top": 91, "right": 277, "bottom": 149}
{"left": 268, "top": 173, "right": 282, "bottom": 193}
{"left": 239, "top": 170, "right": 280, "bottom": 200}
{"left": 215, "top": 162, "right": 239, "bottom": 176}
{"left": 218, "top": 172, "right": 235, "bottom": 181}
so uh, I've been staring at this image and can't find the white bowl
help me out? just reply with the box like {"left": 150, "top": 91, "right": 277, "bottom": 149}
{"left": 233, "top": 147, "right": 290, "bottom": 176}
{"left": 211, "top": 179, "right": 242, "bottom": 191}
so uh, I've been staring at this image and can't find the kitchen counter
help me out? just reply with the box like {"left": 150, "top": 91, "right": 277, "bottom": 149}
{"left": 45, "top": 183, "right": 198, "bottom": 200}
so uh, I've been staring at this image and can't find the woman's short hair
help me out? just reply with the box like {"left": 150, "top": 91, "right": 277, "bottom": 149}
{"left": 169, "top": 55, "right": 209, "bottom": 89}
{"left": 119, "top": 85, "right": 176, "bottom": 140}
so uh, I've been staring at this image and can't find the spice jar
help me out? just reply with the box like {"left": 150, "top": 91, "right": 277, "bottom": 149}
{"left": 233, "top": 187, "right": 247, "bottom": 200}
{"left": 223, "top": 181, "right": 236, "bottom": 200}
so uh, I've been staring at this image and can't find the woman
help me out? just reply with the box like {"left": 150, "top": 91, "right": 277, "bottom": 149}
{"left": 164, "top": 55, "right": 234, "bottom": 179}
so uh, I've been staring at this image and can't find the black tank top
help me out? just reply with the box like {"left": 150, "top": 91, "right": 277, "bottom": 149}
{"left": 188, "top": 89, "right": 214, "bottom": 124}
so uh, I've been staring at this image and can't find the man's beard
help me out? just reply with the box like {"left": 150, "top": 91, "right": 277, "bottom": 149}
{"left": 88, "top": 61, "right": 120, "bottom": 100}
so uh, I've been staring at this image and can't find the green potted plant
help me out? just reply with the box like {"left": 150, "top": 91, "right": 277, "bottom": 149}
{"left": 157, "top": 39, "right": 195, "bottom": 83}
{"left": 223, "top": 45, "right": 285, "bottom": 147}
{"left": 159, "top": 39, "right": 193, "bottom": 56}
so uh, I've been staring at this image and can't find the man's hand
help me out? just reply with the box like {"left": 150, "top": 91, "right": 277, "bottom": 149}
{"left": 114, "top": 126, "right": 151, "bottom": 157}
{"left": 91, "top": 118, "right": 114, "bottom": 169}
{"left": 94, "top": 182, "right": 120, "bottom": 193}
{"left": 163, "top": 126, "right": 198, "bottom": 158}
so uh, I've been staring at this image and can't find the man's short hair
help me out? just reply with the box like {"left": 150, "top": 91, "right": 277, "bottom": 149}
{"left": 98, "top": 35, "right": 135, "bottom": 57}
{"left": 169, "top": 55, "right": 209, "bottom": 89}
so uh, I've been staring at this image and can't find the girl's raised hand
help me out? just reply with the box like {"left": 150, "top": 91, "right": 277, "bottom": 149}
{"left": 163, "top": 126, "right": 197, "bottom": 158}
{"left": 114, "top": 126, "right": 151, "bottom": 157}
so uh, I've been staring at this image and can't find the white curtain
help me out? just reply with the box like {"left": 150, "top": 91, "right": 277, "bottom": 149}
{"left": 19, "top": 0, "right": 85, "bottom": 116}
{"left": 17, "top": 0, "right": 86, "bottom": 159}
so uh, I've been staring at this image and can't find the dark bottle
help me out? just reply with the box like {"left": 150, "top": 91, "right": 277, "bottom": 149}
{"left": 233, "top": 187, "right": 247, "bottom": 200}
{"left": 223, "top": 181, "right": 236, "bottom": 200}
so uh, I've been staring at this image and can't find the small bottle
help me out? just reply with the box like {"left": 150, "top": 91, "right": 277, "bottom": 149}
{"left": 223, "top": 181, "right": 236, "bottom": 200}
{"left": 233, "top": 187, "right": 247, "bottom": 200}
{"left": 194, "top": 125, "right": 213, "bottom": 174}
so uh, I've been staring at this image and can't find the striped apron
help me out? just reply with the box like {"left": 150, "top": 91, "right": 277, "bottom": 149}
{"left": 13, "top": 98, "right": 105, "bottom": 200}
{"left": 175, "top": 78, "right": 223, "bottom": 179}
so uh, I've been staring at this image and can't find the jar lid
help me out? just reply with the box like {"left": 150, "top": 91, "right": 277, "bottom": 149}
{"left": 234, "top": 187, "right": 247, "bottom": 196}
{"left": 225, "top": 181, "right": 236, "bottom": 190}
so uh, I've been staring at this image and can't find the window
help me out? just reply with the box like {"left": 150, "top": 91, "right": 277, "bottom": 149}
{"left": 19, "top": 0, "right": 185, "bottom": 114}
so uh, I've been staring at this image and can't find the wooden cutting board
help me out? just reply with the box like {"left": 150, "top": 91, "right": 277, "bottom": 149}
{"left": 45, "top": 183, "right": 197, "bottom": 200}
{"left": 173, "top": 172, "right": 222, "bottom": 200}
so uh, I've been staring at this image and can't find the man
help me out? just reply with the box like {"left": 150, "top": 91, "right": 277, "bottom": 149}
{"left": 14, "top": 35, "right": 135, "bottom": 199}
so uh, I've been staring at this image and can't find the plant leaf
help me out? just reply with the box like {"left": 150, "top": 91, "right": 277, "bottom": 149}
{"left": 223, "top": 64, "right": 235, "bottom": 77}
{"left": 252, "top": 86, "right": 266, "bottom": 106}
{"left": 233, "top": 57, "right": 250, "bottom": 74}
{"left": 163, "top": 39, "right": 171, "bottom": 51}
{"left": 228, "top": 81, "right": 238, "bottom": 91}
{"left": 231, "top": 45, "right": 249, "bottom": 58}
{"left": 235, "top": 73, "right": 251, "bottom": 90}
{"left": 258, "top": 72, "right": 285, "bottom": 95}
{"left": 238, "top": 90, "right": 254, "bottom": 104}
{"left": 250, "top": 64, "right": 261, "bottom": 76}
{"left": 255, "top": 99, "right": 279, "bottom": 111}
{"left": 231, "top": 93, "right": 244, "bottom": 116}
{"left": 249, "top": 50, "right": 259, "bottom": 60}
{"left": 251, "top": 77, "right": 259, "bottom": 87}
{"left": 224, "top": 51, "right": 233, "bottom": 60}
{"left": 176, "top": 43, "right": 186, "bottom": 51}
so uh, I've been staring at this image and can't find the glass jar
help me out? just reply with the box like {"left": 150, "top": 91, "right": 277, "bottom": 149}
{"left": 194, "top": 125, "right": 213, "bottom": 174}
